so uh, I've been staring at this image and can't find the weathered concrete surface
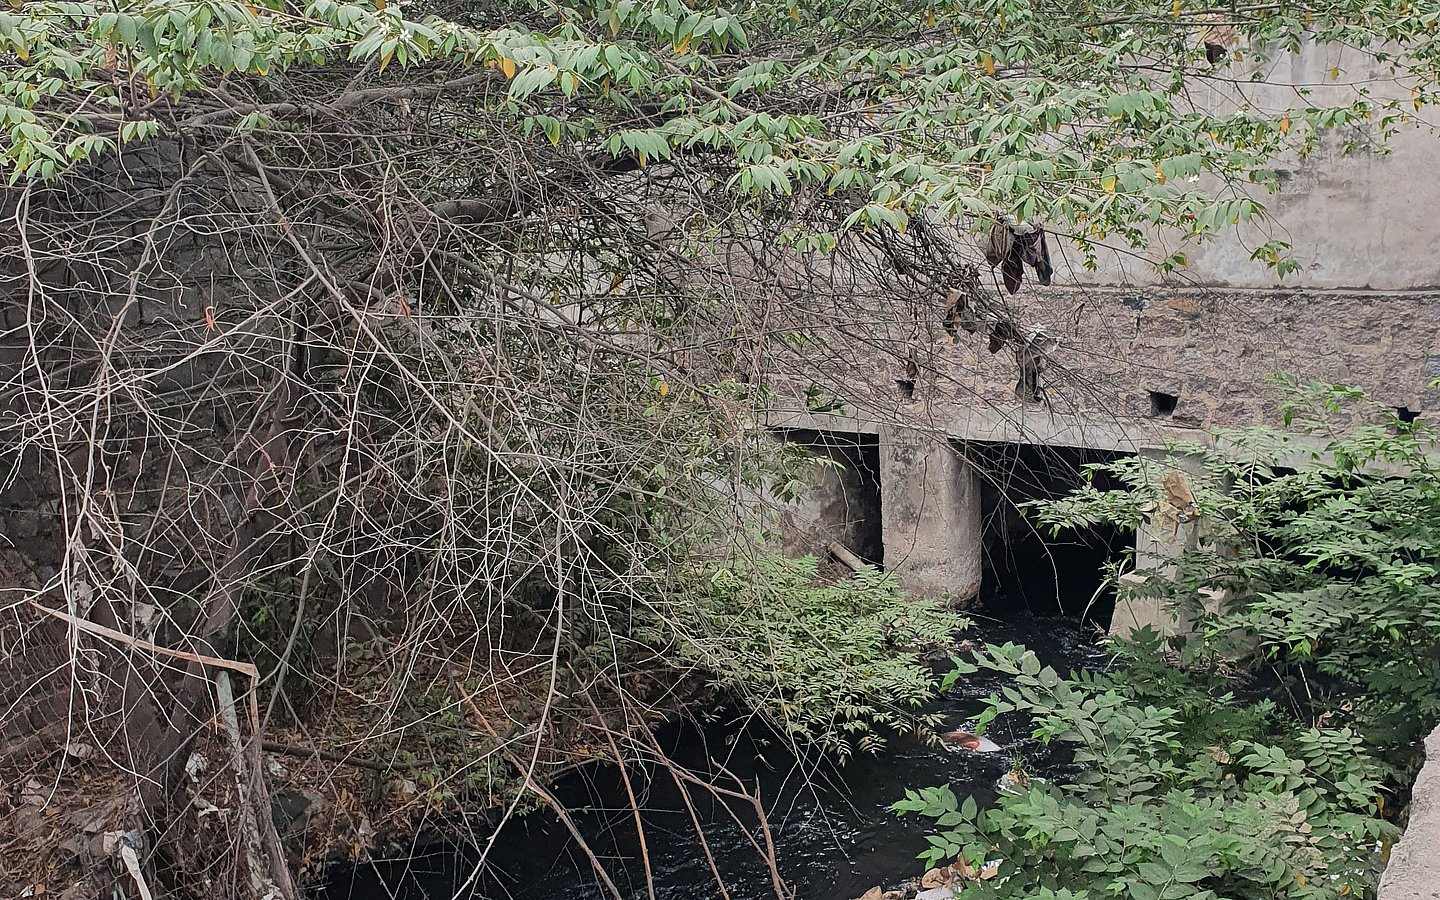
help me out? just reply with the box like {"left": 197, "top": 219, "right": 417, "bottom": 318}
{"left": 1381, "top": 726, "right": 1440, "bottom": 900}
{"left": 1109, "top": 450, "right": 1207, "bottom": 638}
{"left": 935, "top": 285, "right": 1440, "bottom": 433}
{"left": 771, "top": 428, "right": 883, "bottom": 565}
{"left": 1108, "top": 582, "right": 1177, "bottom": 639}
{"left": 878, "top": 426, "right": 982, "bottom": 600}
{"left": 770, "top": 286, "right": 1440, "bottom": 449}
{"left": 1072, "top": 43, "right": 1440, "bottom": 291}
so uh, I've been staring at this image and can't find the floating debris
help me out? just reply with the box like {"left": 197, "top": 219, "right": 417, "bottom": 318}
{"left": 939, "top": 731, "right": 1003, "bottom": 753}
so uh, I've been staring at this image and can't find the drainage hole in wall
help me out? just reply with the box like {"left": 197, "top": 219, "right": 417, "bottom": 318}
{"left": 1149, "top": 390, "right": 1179, "bottom": 417}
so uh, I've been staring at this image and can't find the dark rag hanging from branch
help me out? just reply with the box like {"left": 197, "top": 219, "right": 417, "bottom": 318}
{"left": 1014, "top": 226, "right": 1053, "bottom": 286}
{"left": 943, "top": 264, "right": 985, "bottom": 340}
{"left": 988, "top": 320, "right": 1020, "bottom": 354}
{"left": 983, "top": 220, "right": 1053, "bottom": 294}
{"left": 1198, "top": 15, "right": 1238, "bottom": 64}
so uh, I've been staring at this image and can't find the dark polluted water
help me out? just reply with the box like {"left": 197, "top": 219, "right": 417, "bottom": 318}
{"left": 320, "top": 613, "right": 1107, "bottom": 900}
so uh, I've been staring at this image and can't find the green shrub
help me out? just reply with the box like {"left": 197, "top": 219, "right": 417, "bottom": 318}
{"left": 897, "top": 642, "right": 1395, "bottom": 899}
{"left": 664, "top": 553, "right": 967, "bottom": 759}
{"left": 1035, "top": 383, "right": 1440, "bottom": 754}
{"left": 897, "top": 385, "right": 1440, "bottom": 899}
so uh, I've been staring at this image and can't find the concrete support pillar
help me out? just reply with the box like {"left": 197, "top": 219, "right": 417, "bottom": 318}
{"left": 1109, "top": 449, "right": 1206, "bottom": 638}
{"left": 878, "top": 426, "right": 982, "bottom": 601}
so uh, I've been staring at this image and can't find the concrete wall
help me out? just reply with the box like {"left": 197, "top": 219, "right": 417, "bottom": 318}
{"left": 934, "top": 285, "right": 1440, "bottom": 435}
{"left": 888, "top": 45, "right": 1440, "bottom": 436}
{"left": 1110, "top": 450, "right": 1208, "bottom": 637}
{"left": 1075, "top": 43, "right": 1440, "bottom": 291}
{"left": 750, "top": 43, "right": 1440, "bottom": 617}
{"left": 772, "top": 424, "right": 983, "bottom": 601}
{"left": 1380, "top": 726, "right": 1440, "bottom": 900}
{"left": 772, "top": 429, "right": 884, "bottom": 567}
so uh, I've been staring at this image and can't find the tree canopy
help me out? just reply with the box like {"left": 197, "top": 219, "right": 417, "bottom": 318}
{"left": 6, "top": 0, "right": 1439, "bottom": 261}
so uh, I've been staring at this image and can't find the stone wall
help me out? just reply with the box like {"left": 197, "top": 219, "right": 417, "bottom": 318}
{"left": 919, "top": 285, "right": 1440, "bottom": 436}
{"left": 1380, "top": 726, "right": 1440, "bottom": 900}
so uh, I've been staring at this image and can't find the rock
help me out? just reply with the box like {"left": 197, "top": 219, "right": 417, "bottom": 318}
{"left": 1380, "top": 725, "right": 1440, "bottom": 899}
{"left": 857, "top": 888, "right": 884, "bottom": 900}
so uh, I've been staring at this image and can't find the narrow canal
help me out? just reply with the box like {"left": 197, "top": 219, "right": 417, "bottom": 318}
{"left": 321, "top": 610, "right": 1107, "bottom": 900}
{"left": 323, "top": 441, "right": 1127, "bottom": 899}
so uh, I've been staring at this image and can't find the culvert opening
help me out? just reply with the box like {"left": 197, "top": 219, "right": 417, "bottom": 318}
{"left": 971, "top": 442, "right": 1133, "bottom": 625}
{"left": 772, "top": 428, "right": 883, "bottom": 567}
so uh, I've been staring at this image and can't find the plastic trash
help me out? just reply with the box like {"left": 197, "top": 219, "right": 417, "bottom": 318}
{"left": 940, "top": 731, "right": 1003, "bottom": 753}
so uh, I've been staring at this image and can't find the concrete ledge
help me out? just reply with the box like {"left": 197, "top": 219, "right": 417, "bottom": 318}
{"left": 1381, "top": 726, "right": 1440, "bottom": 900}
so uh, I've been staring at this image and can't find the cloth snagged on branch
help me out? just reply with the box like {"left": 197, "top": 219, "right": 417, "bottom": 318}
{"left": 942, "top": 264, "right": 986, "bottom": 340}
{"left": 983, "top": 220, "right": 1052, "bottom": 294}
